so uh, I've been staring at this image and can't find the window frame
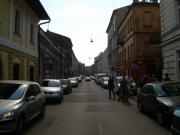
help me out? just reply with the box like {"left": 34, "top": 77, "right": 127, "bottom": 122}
{"left": 30, "top": 23, "right": 35, "bottom": 44}
{"left": 14, "top": 8, "right": 22, "bottom": 36}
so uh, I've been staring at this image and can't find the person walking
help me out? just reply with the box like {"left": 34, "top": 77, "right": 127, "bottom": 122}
{"left": 120, "top": 76, "right": 128, "bottom": 102}
{"left": 108, "top": 76, "right": 115, "bottom": 99}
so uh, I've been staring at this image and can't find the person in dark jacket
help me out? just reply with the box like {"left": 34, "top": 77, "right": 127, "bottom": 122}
{"left": 108, "top": 76, "right": 115, "bottom": 99}
{"left": 120, "top": 76, "right": 128, "bottom": 102}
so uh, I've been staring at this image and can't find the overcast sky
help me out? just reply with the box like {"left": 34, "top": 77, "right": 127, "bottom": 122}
{"left": 40, "top": 0, "right": 133, "bottom": 66}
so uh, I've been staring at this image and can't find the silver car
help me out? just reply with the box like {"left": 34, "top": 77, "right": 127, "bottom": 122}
{"left": 40, "top": 79, "right": 63, "bottom": 102}
{"left": 69, "top": 78, "right": 78, "bottom": 87}
{"left": 0, "top": 80, "right": 46, "bottom": 134}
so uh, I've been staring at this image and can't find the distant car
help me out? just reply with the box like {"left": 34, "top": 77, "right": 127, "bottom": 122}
{"left": 101, "top": 77, "right": 109, "bottom": 88}
{"left": 60, "top": 79, "right": 72, "bottom": 94}
{"left": 77, "top": 77, "right": 82, "bottom": 83}
{"left": 69, "top": 78, "right": 78, "bottom": 87}
{"left": 171, "top": 108, "right": 180, "bottom": 135}
{"left": 0, "top": 80, "right": 46, "bottom": 134}
{"left": 40, "top": 79, "right": 63, "bottom": 102}
{"left": 85, "top": 77, "right": 91, "bottom": 81}
{"left": 137, "top": 81, "right": 180, "bottom": 125}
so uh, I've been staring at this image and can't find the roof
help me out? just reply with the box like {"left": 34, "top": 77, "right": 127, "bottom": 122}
{"left": 106, "top": 5, "right": 130, "bottom": 33}
{"left": 45, "top": 30, "right": 73, "bottom": 49}
{"left": 0, "top": 80, "right": 39, "bottom": 85}
{"left": 24, "top": 0, "right": 50, "bottom": 20}
{"left": 146, "top": 81, "right": 180, "bottom": 85}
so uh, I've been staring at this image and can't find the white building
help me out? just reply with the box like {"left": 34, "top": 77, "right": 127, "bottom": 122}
{"left": 160, "top": 0, "right": 180, "bottom": 81}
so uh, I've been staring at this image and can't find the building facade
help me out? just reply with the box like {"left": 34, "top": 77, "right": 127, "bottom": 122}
{"left": 101, "top": 48, "right": 109, "bottom": 73}
{"left": 0, "top": 0, "right": 49, "bottom": 81}
{"left": 160, "top": 0, "right": 180, "bottom": 81}
{"left": 106, "top": 6, "right": 129, "bottom": 74}
{"left": 45, "top": 30, "right": 73, "bottom": 78}
{"left": 117, "top": 2, "right": 161, "bottom": 85}
{"left": 39, "top": 29, "right": 60, "bottom": 79}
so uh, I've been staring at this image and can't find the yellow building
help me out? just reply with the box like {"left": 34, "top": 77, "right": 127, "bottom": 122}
{"left": 0, "top": 0, "right": 50, "bottom": 81}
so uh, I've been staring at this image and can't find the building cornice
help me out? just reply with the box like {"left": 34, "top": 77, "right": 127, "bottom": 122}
{"left": 0, "top": 37, "right": 38, "bottom": 57}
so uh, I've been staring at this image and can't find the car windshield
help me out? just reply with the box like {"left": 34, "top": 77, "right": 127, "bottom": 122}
{"left": 69, "top": 78, "right": 76, "bottom": 81}
{"left": 41, "top": 80, "right": 60, "bottom": 87}
{"left": 0, "top": 83, "right": 25, "bottom": 100}
{"left": 103, "top": 77, "right": 109, "bottom": 81}
{"left": 156, "top": 83, "right": 180, "bottom": 97}
{"left": 61, "top": 80, "right": 67, "bottom": 85}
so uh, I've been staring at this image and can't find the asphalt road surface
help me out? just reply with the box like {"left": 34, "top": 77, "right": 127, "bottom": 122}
{"left": 24, "top": 80, "right": 171, "bottom": 135}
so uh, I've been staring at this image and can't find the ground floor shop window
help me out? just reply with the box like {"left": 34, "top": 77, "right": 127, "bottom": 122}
{"left": 13, "top": 63, "right": 20, "bottom": 80}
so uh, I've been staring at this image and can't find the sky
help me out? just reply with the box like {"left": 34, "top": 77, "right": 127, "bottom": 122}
{"left": 40, "top": 0, "right": 133, "bottom": 66}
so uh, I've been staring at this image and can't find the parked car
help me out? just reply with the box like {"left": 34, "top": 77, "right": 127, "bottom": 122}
{"left": 171, "top": 108, "right": 180, "bottom": 135}
{"left": 101, "top": 77, "right": 109, "bottom": 88}
{"left": 40, "top": 79, "right": 63, "bottom": 102}
{"left": 0, "top": 80, "right": 46, "bottom": 134}
{"left": 60, "top": 79, "right": 72, "bottom": 94}
{"left": 69, "top": 78, "right": 78, "bottom": 87}
{"left": 137, "top": 81, "right": 180, "bottom": 125}
{"left": 85, "top": 77, "right": 91, "bottom": 81}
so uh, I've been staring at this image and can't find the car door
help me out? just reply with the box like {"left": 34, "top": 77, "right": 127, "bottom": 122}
{"left": 25, "top": 85, "right": 37, "bottom": 120}
{"left": 140, "top": 85, "right": 149, "bottom": 108}
{"left": 146, "top": 85, "right": 157, "bottom": 114}
{"left": 32, "top": 84, "right": 44, "bottom": 113}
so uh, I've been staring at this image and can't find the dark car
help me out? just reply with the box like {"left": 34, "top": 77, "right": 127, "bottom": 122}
{"left": 0, "top": 80, "right": 46, "bottom": 134}
{"left": 137, "top": 81, "right": 180, "bottom": 125}
{"left": 60, "top": 79, "right": 72, "bottom": 94}
{"left": 171, "top": 108, "right": 180, "bottom": 135}
{"left": 85, "top": 77, "right": 91, "bottom": 81}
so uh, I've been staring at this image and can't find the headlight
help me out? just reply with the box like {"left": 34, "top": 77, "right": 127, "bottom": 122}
{"left": 55, "top": 91, "right": 61, "bottom": 94}
{"left": 3, "top": 111, "right": 14, "bottom": 119}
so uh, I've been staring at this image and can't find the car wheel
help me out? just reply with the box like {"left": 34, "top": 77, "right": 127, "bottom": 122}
{"left": 137, "top": 101, "right": 143, "bottom": 112}
{"left": 39, "top": 104, "right": 46, "bottom": 119}
{"left": 157, "top": 112, "right": 164, "bottom": 125}
{"left": 15, "top": 116, "right": 24, "bottom": 135}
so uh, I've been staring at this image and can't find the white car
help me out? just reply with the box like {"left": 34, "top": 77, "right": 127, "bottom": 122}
{"left": 40, "top": 79, "right": 63, "bottom": 102}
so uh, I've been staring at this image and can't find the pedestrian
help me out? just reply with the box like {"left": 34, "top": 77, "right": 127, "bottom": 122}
{"left": 108, "top": 76, "right": 115, "bottom": 99}
{"left": 141, "top": 75, "right": 147, "bottom": 88}
{"left": 120, "top": 76, "right": 128, "bottom": 102}
{"left": 163, "top": 73, "right": 170, "bottom": 81}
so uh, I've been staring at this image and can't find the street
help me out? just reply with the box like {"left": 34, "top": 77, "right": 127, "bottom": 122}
{"left": 24, "top": 80, "right": 171, "bottom": 135}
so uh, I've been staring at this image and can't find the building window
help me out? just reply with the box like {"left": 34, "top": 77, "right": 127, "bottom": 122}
{"left": 14, "top": 9, "right": 21, "bottom": 35}
{"left": 143, "top": 11, "right": 152, "bottom": 27}
{"left": 30, "top": 24, "right": 35, "bottom": 44}
{"left": 177, "top": 1, "right": 180, "bottom": 24}
{"left": 30, "top": 65, "right": 34, "bottom": 81}
{"left": 13, "top": 63, "right": 20, "bottom": 80}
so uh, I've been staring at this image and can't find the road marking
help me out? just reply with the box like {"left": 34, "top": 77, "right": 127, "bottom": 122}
{"left": 96, "top": 112, "right": 103, "bottom": 135}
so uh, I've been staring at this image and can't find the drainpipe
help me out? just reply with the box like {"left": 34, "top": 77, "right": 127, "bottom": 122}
{"left": 38, "top": 19, "right": 51, "bottom": 81}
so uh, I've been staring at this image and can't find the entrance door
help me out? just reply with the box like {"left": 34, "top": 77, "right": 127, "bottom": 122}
{"left": 13, "top": 63, "right": 20, "bottom": 80}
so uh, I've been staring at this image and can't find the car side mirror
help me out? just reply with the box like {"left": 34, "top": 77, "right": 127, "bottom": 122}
{"left": 27, "top": 96, "right": 35, "bottom": 101}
